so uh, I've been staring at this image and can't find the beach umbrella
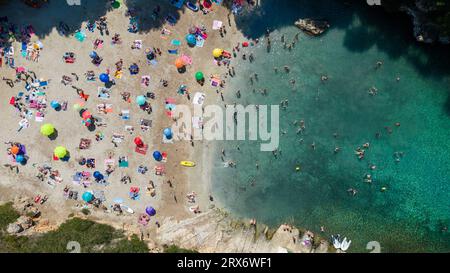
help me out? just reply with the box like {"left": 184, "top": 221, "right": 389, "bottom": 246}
{"left": 99, "top": 73, "right": 110, "bottom": 83}
{"left": 195, "top": 71, "right": 204, "bottom": 81}
{"left": 16, "top": 154, "right": 25, "bottom": 164}
{"left": 11, "top": 146, "right": 20, "bottom": 155}
{"left": 185, "top": 34, "right": 196, "bottom": 45}
{"left": 40, "top": 123, "right": 55, "bottom": 137}
{"left": 89, "top": 51, "right": 98, "bottom": 59}
{"left": 93, "top": 171, "right": 104, "bottom": 180}
{"left": 203, "top": 0, "right": 212, "bottom": 9}
{"left": 213, "top": 48, "right": 223, "bottom": 58}
{"left": 175, "top": 58, "right": 185, "bottom": 69}
{"left": 82, "top": 192, "right": 94, "bottom": 203}
{"left": 82, "top": 110, "right": 92, "bottom": 120}
{"left": 136, "top": 95, "right": 147, "bottom": 106}
{"left": 51, "top": 100, "right": 61, "bottom": 109}
{"left": 112, "top": 1, "right": 121, "bottom": 9}
{"left": 54, "top": 146, "right": 67, "bottom": 159}
{"left": 163, "top": 128, "right": 173, "bottom": 140}
{"left": 74, "top": 31, "right": 86, "bottom": 42}
{"left": 134, "top": 136, "right": 144, "bottom": 147}
{"left": 145, "top": 206, "right": 156, "bottom": 216}
{"left": 153, "top": 151, "right": 163, "bottom": 161}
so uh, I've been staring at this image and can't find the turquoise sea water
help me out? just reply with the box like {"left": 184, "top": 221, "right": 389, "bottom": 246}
{"left": 211, "top": 1, "right": 450, "bottom": 252}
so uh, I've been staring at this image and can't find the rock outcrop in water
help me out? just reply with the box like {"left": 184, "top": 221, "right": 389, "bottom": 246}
{"left": 294, "top": 19, "right": 330, "bottom": 36}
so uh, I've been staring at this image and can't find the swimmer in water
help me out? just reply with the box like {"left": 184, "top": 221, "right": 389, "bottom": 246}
{"left": 347, "top": 188, "right": 358, "bottom": 196}
{"left": 376, "top": 60, "right": 383, "bottom": 69}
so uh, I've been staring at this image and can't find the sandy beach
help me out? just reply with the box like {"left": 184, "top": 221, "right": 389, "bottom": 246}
{"left": 0, "top": 0, "right": 243, "bottom": 235}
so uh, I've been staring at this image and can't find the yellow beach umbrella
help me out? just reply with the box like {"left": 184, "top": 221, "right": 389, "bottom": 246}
{"left": 40, "top": 123, "right": 55, "bottom": 136}
{"left": 54, "top": 146, "right": 67, "bottom": 159}
{"left": 212, "top": 48, "right": 223, "bottom": 58}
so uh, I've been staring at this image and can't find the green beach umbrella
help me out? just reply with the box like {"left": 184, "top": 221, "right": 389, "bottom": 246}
{"left": 112, "top": 1, "right": 121, "bottom": 9}
{"left": 40, "top": 123, "right": 55, "bottom": 136}
{"left": 195, "top": 71, "right": 204, "bottom": 81}
{"left": 54, "top": 146, "right": 67, "bottom": 159}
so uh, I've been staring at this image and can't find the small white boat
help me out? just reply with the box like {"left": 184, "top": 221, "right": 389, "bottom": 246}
{"left": 340, "top": 237, "right": 352, "bottom": 251}
{"left": 332, "top": 235, "right": 341, "bottom": 249}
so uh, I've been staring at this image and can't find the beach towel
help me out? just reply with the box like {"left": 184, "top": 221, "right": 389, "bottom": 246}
{"left": 135, "top": 144, "right": 148, "bottom": 155}
{"left": 115, "top": 70, "right": 123, "bottom": 79}
{"left": 97, "top": 87, "right": 111, "bottom": 99}
{"left": 132, "top": 40, "right": 142, "bottom": 49}
{"left": 104, "top": 159, "right": 115, "bottom": 170}
{"left": 171, "top": 39, "right": 181, "bottom": 46}
{"left": 196, "top": 37, "right": 205, "bottom": 48}
{"left": 119, "top": 157, "right": 129, "bottom": 168}
{"left": 181, "top": 54, "right": 192, "bottom": 65}
{"left": 212, "top": 20, "right": 223, "bottom": 30}
{"left": 121, "top": 110, "right": 130, "bottom": 120}
{"left": 35, "top": 112, "right": 44, "bottom": 122}
{"left": 193, "top": 92, "right": 206, "bottom": 105}
{"left": 192, "top": 116, "right": 203, "bottom": 129}
{"left": 165, "top": 97, "right": 177, "bottom": 104}
{"left": 168, "top": 49, "right": 178, "bottom": 54}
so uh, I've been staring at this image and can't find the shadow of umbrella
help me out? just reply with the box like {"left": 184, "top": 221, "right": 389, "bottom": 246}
{"left": 60, "top": 152, "right": 71, "bottom": 162}
{"left": 48, "top": 129, "right": 59, "bottom": 140}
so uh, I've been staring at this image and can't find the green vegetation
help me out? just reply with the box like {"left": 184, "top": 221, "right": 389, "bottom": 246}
{"left": 81, "top": 208, "right": 90, "bottom": 215}
{"left": 0, "top": 203, "right": 149, "bottom": 253}
{"left": 0, "top": 203, "right": 20, "bottom": 230}
{"left": 164, "top": 244, "right": 198, "bottom": 253}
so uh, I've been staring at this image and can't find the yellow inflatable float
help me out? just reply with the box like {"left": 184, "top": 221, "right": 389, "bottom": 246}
{"left": 180, "top": 161, "right": 196, "bottom": 167}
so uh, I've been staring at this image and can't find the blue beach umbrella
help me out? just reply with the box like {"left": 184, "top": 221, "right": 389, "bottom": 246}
{"left": 16, "top": 154, "right": 25, "bottom": 164}
{"left": 145, "top": 206, "right": 156, "bottom": 216}
{"left": 93, "top": 171, "right": 104, "bottom": 181}
{"left": 89, "top": 51, "right": 98, "bottom": 59}
{"left": 153, "top": 151, "right": 163, "bottom": 161}
{"left": 51, "top": 100, "right": 61, "bottom": 109}
{"left": 185, "top": 34, "right": 196, "bottom": 46}
{"left": 99, "top": 73, "right": 110, "bottom": 83}
{"left": 163, "top": 128, "right": 173, "bottom": 140}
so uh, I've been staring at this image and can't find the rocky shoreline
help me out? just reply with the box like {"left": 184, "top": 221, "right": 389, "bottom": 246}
{"left": 385, "top": 0, "right": 450, "bottom": 44}
{"left": 2, "top": 198, "right": 333, "bottom": 253}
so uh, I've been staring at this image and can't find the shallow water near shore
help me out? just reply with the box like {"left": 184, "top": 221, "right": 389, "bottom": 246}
{"left": 212, "top": 0, "right": 450, "bottom": 252}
